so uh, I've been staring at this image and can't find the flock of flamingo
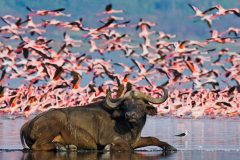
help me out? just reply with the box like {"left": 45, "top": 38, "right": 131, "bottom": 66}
{"left": 0, "top": 4, "right": 239, "bottom": 118}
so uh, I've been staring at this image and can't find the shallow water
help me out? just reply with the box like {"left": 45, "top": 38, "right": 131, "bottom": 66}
{"left": 0, "top": 115, "right": 240, "bottom": 160}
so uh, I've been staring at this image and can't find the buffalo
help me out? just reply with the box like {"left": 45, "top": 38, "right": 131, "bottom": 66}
{"left": 20, "top": 87, "right": 176, "bottom": 152}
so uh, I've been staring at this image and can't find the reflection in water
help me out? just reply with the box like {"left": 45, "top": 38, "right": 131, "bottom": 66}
{"left": 1, "top": 150, "right": 240, "bottom": 160}
{"left": 21, "top": 151, "right": 171, "bottom": 160}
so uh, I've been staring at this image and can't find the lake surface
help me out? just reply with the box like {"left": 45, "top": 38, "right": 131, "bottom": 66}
{"left": 0, "top": 115, "right": 240, "bottom": 160}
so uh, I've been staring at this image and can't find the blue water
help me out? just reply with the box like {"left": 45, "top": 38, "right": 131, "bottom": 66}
{"left": 0, "top": 115, "right": 240, "bottom": 160}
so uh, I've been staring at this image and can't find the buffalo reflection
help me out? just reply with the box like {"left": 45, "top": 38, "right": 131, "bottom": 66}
{"left": 21, "top": 150, "right": 174, "bottom": 160}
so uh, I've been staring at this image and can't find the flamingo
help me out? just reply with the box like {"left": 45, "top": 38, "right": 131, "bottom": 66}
{"left": 26, "top": 7, "right": 70, "bottom": 17}
{"left": 188, "top": 4, "right": 207, "bottom": 17}
{"left": 203, "top": 4, "right": 240, "bottom": 17}
{"left": 0, "top": 3, "right": 239, "bottom": 119}
{"left": 97, "top": 4, "right": 123, "bottom": 15}
{"left": 63, "top": 32, "right": 82, "bottom": 47}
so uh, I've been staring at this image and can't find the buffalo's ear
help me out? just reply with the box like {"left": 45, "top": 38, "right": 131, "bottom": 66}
{"left": 146, "top": 105, "right": 158, "bottom": 116}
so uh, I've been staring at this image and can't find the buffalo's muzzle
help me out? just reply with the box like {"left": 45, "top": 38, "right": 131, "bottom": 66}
{"left": 125, "top": 112, "right": 138, "bottom": 122}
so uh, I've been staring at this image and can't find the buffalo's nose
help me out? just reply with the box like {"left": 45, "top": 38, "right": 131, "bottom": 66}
{"left": 125, "top": 112, "right": 137, "bottom": 120}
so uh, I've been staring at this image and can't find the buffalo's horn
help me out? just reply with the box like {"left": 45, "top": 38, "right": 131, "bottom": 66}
{"left": 133, "top": 87, "right": 168, "bottom": 104}
{"left": 105, "top": 90, "right": 132, "bottom": 109}
{"left": 115, "top": 84, "right": 125, "bottom": 98}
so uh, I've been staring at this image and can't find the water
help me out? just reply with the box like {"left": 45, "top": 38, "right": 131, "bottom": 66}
{"left": 1, "top": 151, "right": 240, "bottom": 160}
{"left": 0, "top": 114, "right": 240, "bottom": 160}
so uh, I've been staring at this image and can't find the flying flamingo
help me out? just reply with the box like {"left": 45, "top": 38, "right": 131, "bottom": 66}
{"left": 26, "top": 7, "right": 70, "bottom": 17}
{"left": 97, "top": 4, "right": 123, "bottom": 16}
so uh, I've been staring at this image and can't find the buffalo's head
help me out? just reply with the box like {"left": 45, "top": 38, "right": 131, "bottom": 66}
{"left": 104, "top": 87, "right": 168, "bottom": 123}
